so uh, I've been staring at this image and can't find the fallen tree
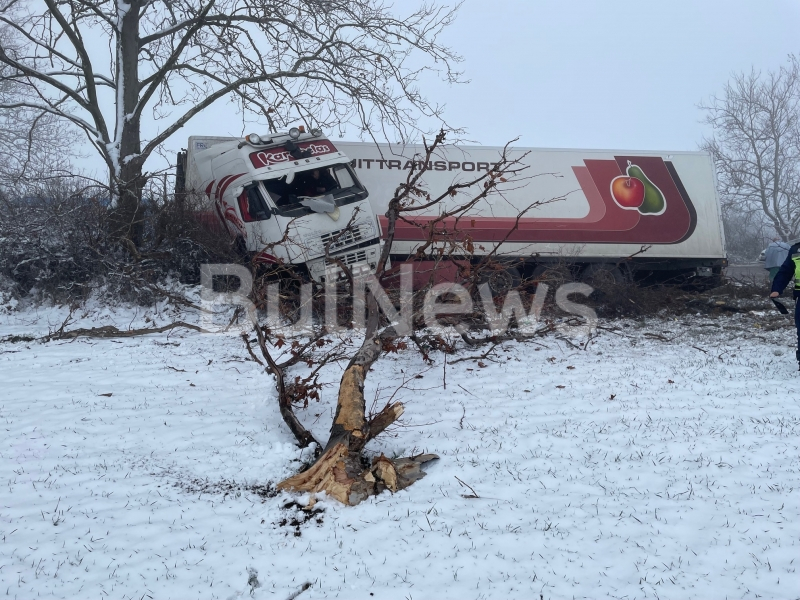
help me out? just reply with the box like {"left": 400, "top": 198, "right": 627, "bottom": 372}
{"left": 247, "top": 131, "right": 536, "bottom": 505}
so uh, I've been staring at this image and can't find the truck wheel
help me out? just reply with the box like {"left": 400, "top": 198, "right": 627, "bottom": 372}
{"left": 531, "top": 264, "right": 573, "bottom": 291}
{"left": 479, "top": 264, "right": 521, "bottom": 295}
{"left": 580, "top": 263, "right": 625, "bottom": 291}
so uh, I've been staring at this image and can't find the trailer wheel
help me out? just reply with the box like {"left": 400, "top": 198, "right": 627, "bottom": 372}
{"left": 580, "top": 263, "right": 625, "bottom": 291}
{"left": 531, "top": 264, "right": 573, "bottom": 291}
{"left": 479, "top": 264, "right": 521, "bottom": 295}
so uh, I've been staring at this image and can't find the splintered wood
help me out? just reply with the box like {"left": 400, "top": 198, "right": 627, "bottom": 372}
{"left": 332, "top": 365, "right": 368, "bottom": 439}
{"left": 278, "top": 446, "right": 438, "bottom": 506}
{"left": 278, "top": 332, "right": 437, "bottom": 505}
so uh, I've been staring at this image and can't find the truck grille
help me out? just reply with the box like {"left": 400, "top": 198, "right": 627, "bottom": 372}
{"left": 325, "top": 249, "right": 368, "bottom": 267}
{"left": 319, "top": 222, "right": 372, "bottom": 251}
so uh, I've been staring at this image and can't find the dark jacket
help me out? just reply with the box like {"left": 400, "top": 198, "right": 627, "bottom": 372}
{"left": 772, "top": 242, "right": 800, "bottom": 298}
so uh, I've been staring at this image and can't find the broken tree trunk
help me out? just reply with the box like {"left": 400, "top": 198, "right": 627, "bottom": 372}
{"left": 278, "top": 296, "right": 437, "bottom": 505}
{"left": 270, "top": 132, "right": 528, "bottom": 505}
{"left": 277, "top": 445, "right": 438, "bottom": 505}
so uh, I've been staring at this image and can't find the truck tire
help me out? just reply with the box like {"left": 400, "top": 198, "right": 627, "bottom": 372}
{"left": 531, "top": 264, "right": 573, "bottom": 291}
{"left": 479, "top": 264, "right": 521, "bottom": 295}
{"left": 580, "top": 263, "right": 625, "bottom": 291}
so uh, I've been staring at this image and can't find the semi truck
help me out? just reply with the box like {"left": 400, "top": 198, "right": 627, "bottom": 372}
{"left": 178, "top": 132, "right": 726, "bottom": 288}
{"left": 337, "top": 142, "right": 727, "bottom": 288}
{"left": 176, "top": 128, "right": 384, "bottom": 283}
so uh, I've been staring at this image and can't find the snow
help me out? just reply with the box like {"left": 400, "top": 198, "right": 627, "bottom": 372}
{"left": 116, "top": 0, "right": 131, "bottom": 27}
{"left": 1, "top": 300, "right": 799, "bottom": 599}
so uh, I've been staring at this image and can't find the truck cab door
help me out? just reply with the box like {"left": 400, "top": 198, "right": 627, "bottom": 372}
{"left": 236, "top": 185, "right": 286, "bottom": 263}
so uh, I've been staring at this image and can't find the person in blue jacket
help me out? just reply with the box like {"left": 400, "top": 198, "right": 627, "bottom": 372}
{"left": 770, "top": 241, "right": 800, "bottom": 368}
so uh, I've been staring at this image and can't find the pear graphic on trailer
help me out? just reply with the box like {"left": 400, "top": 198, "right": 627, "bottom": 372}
{"left": 626, "top": 162, "right": 666, "bottom": 215}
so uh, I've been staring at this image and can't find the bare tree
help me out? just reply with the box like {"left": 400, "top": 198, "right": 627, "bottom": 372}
{"left": 720, "top": 204, "right": 772, "bottom": 263}
{"left": 0, "top": 0, "right": 461, "bottom": 244}
{"left": 0, "top": 25, "right": 77, "bottom": 198}
{"left": 700, "top": 56, "right": 800, "bottom": 242}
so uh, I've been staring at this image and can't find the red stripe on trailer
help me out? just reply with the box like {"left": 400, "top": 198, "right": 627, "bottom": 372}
{"left": 377, "top": 156, "right": 694, "bottom": 245}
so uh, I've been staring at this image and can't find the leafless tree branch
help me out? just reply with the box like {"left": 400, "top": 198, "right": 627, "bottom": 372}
{"left": 700, "top": 55, "right": 800, "bottom": 241}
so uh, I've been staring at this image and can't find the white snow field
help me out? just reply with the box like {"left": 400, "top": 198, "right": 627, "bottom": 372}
{"left": 1, "top": 301, "right": 799, "bottom": 600}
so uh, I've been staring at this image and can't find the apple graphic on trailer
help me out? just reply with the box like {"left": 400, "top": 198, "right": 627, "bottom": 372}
{"left": 610, "top": 175, "right": 645, "bottom": 210}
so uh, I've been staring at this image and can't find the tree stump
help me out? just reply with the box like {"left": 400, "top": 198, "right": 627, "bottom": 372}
{"left": 278, "top": 446, "right": 438, "bottom": 506}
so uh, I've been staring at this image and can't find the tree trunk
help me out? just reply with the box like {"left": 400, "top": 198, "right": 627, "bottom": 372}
{"left": 113, "top": 159, "right": 146, "bottom": 246}
{"left": 110, "top": 0, "right": 146, "bottom": 246}
{"left": 278, "top": 295, "right": 438, "bottom": 504}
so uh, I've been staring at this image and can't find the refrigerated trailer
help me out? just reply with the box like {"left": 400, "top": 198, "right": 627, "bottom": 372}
{"left": 337, "top": 142, "right": 727, "bottom": 285}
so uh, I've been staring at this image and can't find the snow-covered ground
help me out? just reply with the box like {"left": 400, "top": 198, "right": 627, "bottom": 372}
{"left": 1, "top": 298, "right": 799, "bottom": 600}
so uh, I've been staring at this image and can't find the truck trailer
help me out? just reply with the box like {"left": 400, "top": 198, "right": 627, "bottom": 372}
{"left": 336, "top": 142, "right": 727, "bottom": 287}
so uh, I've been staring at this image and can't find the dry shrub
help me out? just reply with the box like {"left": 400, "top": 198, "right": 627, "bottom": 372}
{"left": 579, "top": 276, "right": 770, "bottom": 319}
{"left": 0, "top": 181, "right": 237, "bottom": 304}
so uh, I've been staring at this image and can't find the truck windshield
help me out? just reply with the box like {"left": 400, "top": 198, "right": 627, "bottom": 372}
{"left": 260, "top": 164, "right": 367, "bottom": 216}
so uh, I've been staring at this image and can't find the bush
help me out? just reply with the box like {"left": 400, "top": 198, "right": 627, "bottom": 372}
{"left": 0, "top": 180, "right": 237, "bottom": 304}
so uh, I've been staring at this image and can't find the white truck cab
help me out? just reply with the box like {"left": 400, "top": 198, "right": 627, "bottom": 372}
{"left": 178, "top": 129, "right": 383, "bottom": 282}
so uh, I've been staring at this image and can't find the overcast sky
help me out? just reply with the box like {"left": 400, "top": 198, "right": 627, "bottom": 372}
{"left": 415, "top": 0, "right": 800, "bottom": 150}
{"left": 73, "top": 0, "right": 800, "bottom": 175}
